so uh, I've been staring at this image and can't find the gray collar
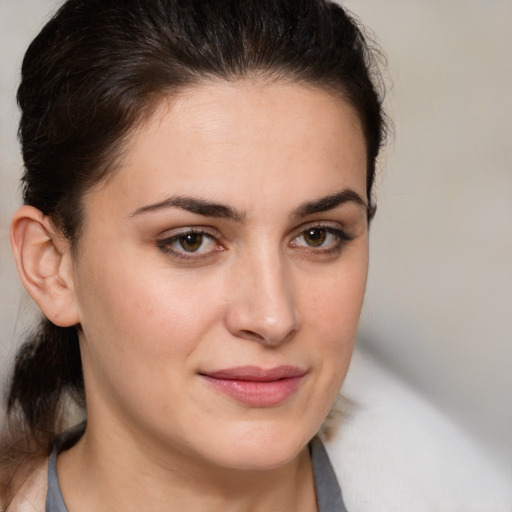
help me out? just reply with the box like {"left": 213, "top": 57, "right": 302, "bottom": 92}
{"left": 46, "top": 422, "right": 84, "bottom": 512}
{"left": 46, "top": 425, "right": 347, "bottom": 512}
{"left": 310, "top": 436, "right": 348, "bottom": 511}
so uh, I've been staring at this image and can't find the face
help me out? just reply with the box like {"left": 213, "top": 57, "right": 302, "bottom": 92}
{"left": 71, "top": 80, "right": 369, "bottom": 471}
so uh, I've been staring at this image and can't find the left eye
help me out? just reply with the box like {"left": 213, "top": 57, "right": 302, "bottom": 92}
{"left": 301, "top": 227, "right": 328, "bottom": 247}
{"left": 291, "top": 226, "right": 348, "bottom": 250}
{"left": 175, "top": 232, "right": 211, "bottom": 252}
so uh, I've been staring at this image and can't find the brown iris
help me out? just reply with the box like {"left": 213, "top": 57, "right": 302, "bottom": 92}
{"left": 178, "top": 233, "right": 204, "bottom": 252}
{"left": 303, "top": 227, "right": 327, "bottom": 246}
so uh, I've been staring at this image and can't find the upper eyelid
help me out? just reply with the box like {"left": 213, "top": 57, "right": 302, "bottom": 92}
{"left": 291, "top": 220, "right": 349, "bottom": 237}
{"left": 290, "top": 224, "right": 354, "bottom": 250}
{"left": 156, "top": 229, "right": 221, "bottom": 252}
{"left": 293, "top": 227, "right": 350, "bottom": 242}
{"left": 157, "top": 226, "right": 220, "bottom": 240}
{"left": 156, "top": 229, "right": 222, "bottom": 260}
{"left": 155, "top": 221, "right": 350, "bottom": 242}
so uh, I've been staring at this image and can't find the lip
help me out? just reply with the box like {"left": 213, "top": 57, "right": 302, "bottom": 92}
{"left": 199, "top": 365, "right": 306, "bottom": 407}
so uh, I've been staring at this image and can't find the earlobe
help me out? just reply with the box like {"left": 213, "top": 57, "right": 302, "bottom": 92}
{"left": 10, "top": 205, "right": 80, "bottom": 327}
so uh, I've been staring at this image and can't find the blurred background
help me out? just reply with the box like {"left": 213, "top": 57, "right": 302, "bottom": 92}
{"left": 1, "top": 0, "right": 510, "bottom": 475}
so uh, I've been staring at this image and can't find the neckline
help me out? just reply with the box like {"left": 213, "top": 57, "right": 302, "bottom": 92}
{"left": 46, "top": 424, "right": 347, "bottom": 511}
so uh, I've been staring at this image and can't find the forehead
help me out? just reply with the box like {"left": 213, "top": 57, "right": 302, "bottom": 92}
{"left": 152, "top": 79, "right": 366, "bottom": 160}
{"left": 87, "top": 80, "right": 367, "bottom": 215}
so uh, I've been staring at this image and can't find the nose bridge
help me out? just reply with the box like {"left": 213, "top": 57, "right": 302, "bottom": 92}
{"left": 226, "top": 243, "right": 299, "bottom": 346}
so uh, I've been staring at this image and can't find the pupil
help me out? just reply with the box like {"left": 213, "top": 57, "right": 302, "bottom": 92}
{"left": 180, "top": 233, "right": 203, "bottom": 251}
{"left": 305, "top": 228, "right": 326, "bottom": 246}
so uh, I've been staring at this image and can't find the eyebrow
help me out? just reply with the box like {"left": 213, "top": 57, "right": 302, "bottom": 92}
{"left": 293, "top": 189, "right": 367, "bottom": 218}
{"left": 130, "top": 188, "right": 367, "bottom": 221}
{"left": 130, "top": 195, "right": 245, "bottom": 222}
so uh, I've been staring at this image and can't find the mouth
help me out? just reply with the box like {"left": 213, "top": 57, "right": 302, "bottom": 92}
{"left": 199, "top": 366, "right": 307, "bottom": 407}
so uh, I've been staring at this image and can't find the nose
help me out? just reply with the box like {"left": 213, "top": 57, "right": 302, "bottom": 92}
{"left": 224, "top": 251, "right": 300, "bottom": 347}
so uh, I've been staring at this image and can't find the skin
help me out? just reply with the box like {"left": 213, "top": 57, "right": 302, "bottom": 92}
{"left": 13, "top": 80, "right": 369, "bottom": 511}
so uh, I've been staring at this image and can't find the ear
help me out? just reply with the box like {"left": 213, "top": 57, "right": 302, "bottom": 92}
{"left": 10, "top": 205, "right": 80, "bottom": 327}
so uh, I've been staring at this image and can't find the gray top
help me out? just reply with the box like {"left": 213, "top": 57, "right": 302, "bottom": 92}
{"left": 46, "top": 424, "right": 348, "bottom": 512}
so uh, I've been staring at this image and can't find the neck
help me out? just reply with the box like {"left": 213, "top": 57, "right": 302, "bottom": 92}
{"left": 57, "top": 423, "right": 318, "bottom": 512}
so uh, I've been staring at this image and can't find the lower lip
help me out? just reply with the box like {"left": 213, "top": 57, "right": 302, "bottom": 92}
{"left": 201, "top": 375, "right": 304, "bottom": 407}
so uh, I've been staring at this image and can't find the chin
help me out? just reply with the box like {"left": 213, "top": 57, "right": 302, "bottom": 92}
{"left": 203, "top": 420, "right": 317, "bottom": 471}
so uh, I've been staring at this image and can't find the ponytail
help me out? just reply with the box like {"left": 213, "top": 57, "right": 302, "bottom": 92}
{"left": 0, "top": 318, "right": 84, "bottom": 502}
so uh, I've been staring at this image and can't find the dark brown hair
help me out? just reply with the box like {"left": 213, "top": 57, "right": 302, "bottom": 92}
{"left": 1, "top": 0, "right": 387, "bottom": 500}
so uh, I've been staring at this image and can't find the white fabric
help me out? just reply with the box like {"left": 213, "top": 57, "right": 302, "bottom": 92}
{"left": 6, "top": 348, "right": 511, "bottom": 511}
{"left": 325, "top": 348, "right": 511, "bottom": 512}
{"left": 5, "top": 463, "right": 46, "bottom": 512}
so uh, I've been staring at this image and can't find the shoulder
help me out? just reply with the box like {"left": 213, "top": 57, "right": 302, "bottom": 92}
{"left": 324, "top": 349, "right": 511, "bottom": 512}
{"left": 4, "top": 460, "right": 47, "bottom": 512}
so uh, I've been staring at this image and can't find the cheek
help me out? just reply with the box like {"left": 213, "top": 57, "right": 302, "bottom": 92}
{"left": 73, "top": 253, "right": 223, "bottom": 420}
{"left": 304, "top": 253, "right": 368, "bottom": 337}
{"left": 74, "top": 246, "right": 231, "bottom": 372}
{"left": 300, "top": 248, "right": 368, "bottom": 397}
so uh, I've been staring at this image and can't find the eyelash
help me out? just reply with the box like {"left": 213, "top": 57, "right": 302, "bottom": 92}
{"left": 156, "top": 228, "right": 222, "bottom": 261}
{"left": 156, "top": 224, "right": 353, "bottom": 261}
{"left": 289, "top": 225, "right": 353, "bottom": 256}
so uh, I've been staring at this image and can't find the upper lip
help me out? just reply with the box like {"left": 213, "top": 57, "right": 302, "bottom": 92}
{"left": 200, "top": 365, "right": 306, "bottom": 382}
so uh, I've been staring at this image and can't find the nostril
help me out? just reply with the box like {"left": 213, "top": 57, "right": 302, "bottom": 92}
{"left": 239, "top": 329, "right": 266, "bottom": 343}
{"left": 238, "top": 326, "right": 298, "bottom": 347}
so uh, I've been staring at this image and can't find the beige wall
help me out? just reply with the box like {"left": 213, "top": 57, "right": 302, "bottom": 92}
{"left": 1, "top": 0, "right": 510, "bottom": 468}
{"left": 342, "top": 0, "right": 512, "bottom": 467}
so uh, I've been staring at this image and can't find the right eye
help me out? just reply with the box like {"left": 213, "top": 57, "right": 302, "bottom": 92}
{"left": 157, "top": 229, "right": 222, "bottom": 259}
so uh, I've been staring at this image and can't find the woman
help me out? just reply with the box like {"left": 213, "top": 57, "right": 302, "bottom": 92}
{"left": 0, "top": 0, "right": 386, "bottom": 510}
